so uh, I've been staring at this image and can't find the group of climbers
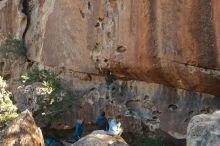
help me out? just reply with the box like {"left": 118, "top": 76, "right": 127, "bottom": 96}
{"left": 45, "top": 70, "right": 120, "bottom": 145}
{"left": 73, "top": 111, "right": 123, "bottom": 142}
{"left": 72, "top": 70, "right": 121, "bottom": 141}
{"left": 96, "top": 111, "right": 123, "bottom": 136}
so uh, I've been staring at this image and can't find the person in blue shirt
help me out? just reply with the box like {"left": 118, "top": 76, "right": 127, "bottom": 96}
{"left": 108, "top": 115, "right": 123, "bottom": 136}
{"left": 96, "top": 111, "right": 109, "bottom": 130}
{"left": 74, "top": 119, "right": 84, "bottom": 141}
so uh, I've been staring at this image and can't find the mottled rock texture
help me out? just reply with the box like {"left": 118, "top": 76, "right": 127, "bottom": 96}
{"left": 72, "top": 130, "right": 128, "bottom": 146}
{"left": 0, "top": 0, "right": 26, "bottom": 44}
{"left": 25, "top": 0, "right": 220, "bottom": 96}
{"left": 187, "top": 111, "right": 220, "bottom": 146}
{"left": 0, "top": 0, "right": 28, "bottom": 78}
{"left": 43, "top": 69, "right": 220, "bottom": 140}
{"left": 0, "top": 111, "right": 45, "bottom": 146}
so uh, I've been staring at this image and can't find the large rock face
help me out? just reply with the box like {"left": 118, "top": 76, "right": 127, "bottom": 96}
{"left": 1, "top": 0, "right": 220, "bottom": 144}
{"left": 187, "top": 111, "right": 220, "bottom": 146}
{"left": 25, "top": 0, "right": 220, "bottom": 96}
{"left": 0, "top": 111, "right": 45, "bottom": 146}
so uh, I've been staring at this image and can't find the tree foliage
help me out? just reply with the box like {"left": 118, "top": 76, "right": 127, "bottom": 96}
{"left": 0, "top": 76, "right": 18, "bottom": 127}
{"left": 0, "top": 36, "right": 26, "bottom": 58}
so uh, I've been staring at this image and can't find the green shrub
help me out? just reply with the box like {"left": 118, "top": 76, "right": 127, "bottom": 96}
{"left": 20, "top": 66, "right": 62, "bottom": 111}
{"left": 0, "top": 36, "right": 26, "bottom": 57}
{"left": 0, "top": 76, "right": 18, "bottom": 127}
{"left": 20, "top": 67, "right": 76, "bottom": 126}
{"left": 21, "top": 66, "right": 60, "bottom": 91}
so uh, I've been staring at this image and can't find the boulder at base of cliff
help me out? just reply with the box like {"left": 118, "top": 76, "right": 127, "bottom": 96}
{"left": 72, "top": 130, "right": 128, "bottom": 146}
{"left": 0, "top": 110, "right": 45, "bottom": 146}
{"left": 187, "top": 111, "right": 220, "bottom": 146}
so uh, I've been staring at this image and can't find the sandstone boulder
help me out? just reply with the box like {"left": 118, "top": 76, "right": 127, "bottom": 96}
{"left": 72, "top": 130, "right": 128, "bottom": 146}
{"left": 0, "top": 110, "right": 45, "bottom": 146}
{"left": 187, "top": 111, "right": 220, "bottom": 146}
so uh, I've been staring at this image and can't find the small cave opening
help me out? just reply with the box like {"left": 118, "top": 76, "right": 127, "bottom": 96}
{"left": 88, "top": 1, "right": 91, "bottom": 10}
{"left": 200, "top": 107, "right": 213, "bottom": 114}
{"left": 168, "top": 104, "right": 178, "bottom": 111}
{"left": 116, "top": 45, "right": 127, "bottom": 53}
{"left": 0, "top": 62, "right": 4, "bottom": 72}
{"left": 79, "top": 9, "right": 85, "bottom": 18}
{"left": 104, "top": 58, "right": 108, "bottom": 63}
{"left": 188, "top": 110, "right": 194, "bottom": 116}
{"left": 22, "top": 0, "right": 31, "bottom": 38}
{"left": 95, "top": 22, "right": 100, "bottom": 27}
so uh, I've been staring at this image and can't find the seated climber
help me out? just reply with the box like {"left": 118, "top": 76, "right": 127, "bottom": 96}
{"left": 73, "top": 119, "right": 84, "bottom": 141}
{"left": 108, "top": 115, "right": 123, "bottom": 136}
{"left": 96, "top": 111, "right": 109, "bottom": 130}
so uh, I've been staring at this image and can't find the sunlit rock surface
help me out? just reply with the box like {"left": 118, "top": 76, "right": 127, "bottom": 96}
{"left": 0, "top": 0, "right": 26, "bottom": 43}
{"left": 72, "top": 130, "right": 128, "bottom": 146}
{"left": 0, "top": 111, "right": 44, "bottom": 146}
{"left": 25, "top": 0, "right": 220, "bottom": 96}
{"left": 187, "top": 111, "right": 220, "bottom": 146}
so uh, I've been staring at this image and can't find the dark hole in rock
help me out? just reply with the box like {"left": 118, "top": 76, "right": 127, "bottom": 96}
{"left": 152, "top": 116, "right": 158, "bottom": 120}
{"left": 98, "top": 17, "right": 104, "bottom": 21}
{"left": 79, "top": 106, "right": 83, "bottom": 109}
{"left": 144, "top": 95, "right": 149, "bottom": 100}
{"left": 104, "top": 58, "right": 108, "bottom": 63}
{"left": 184, "top": 118, "right": 189, "bottom": 122}
{"left": 112, "top": 86, "right": 116, "bottom": 90}
{"left": 0, "top": 62, "right": 4, "bottom": 72}
{"left": 79, "top": 9, "right": 85, "bottom": 18}
{"left": 90, "top": 87, "right": 96, "bottom": 91}
{"left": 107, "top": 32, "right": 111, "bottom": 38}
{"left": 188, "top": 110, "right": 194, "bottom": 115}
{"left": 168, "top": 104, "right": 178, "bottom": 111}
{"left": 95, "top": 22, "right": 100, "bottom": 27}
{"left": 88, "top": 1, "right": 91, "bottom": 10}
{"left": 200, "top": 107, "right": 213, "bottom": 114}
{"left": 87, "top": 74, "right": 92, "bottom": 81}
{"left": 96, "top": 58, "right": 100, "bottom": 62}
{"left": 120, "top": 92, "right": 123, "bottom": 96}
{"left": 200, "top": 109, "right": 206, "bottom": 114}
{"left": 152, "top": 110, "right": 161, "bottom": 115}
{"left": 116, "top": 45, "right": 127, "bottom": 53}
